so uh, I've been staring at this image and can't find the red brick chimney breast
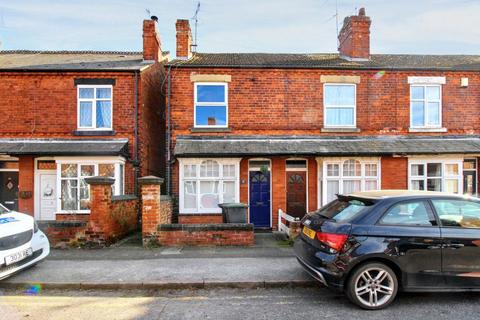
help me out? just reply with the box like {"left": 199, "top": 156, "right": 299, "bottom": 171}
{"left": 143, "top": 16, "right": 162, "bottom": 61}
{"left": 338, "top": 7, "right": 371, "bottom": 60}
{"left": 176, "top": 19, "right": 193, "bottom": 59}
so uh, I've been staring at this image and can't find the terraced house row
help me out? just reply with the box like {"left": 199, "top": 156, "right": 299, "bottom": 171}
{"left": 1, "top": 9, "right": 480, "bottom": 233}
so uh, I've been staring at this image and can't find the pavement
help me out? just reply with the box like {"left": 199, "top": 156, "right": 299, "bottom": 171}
{"left": 0, "top": 233, "right": 317, "bottom": 290}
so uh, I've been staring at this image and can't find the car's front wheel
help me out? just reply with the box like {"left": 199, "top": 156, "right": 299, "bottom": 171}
{"left": 346, "top": 262, "right": 398, "bottom": 310}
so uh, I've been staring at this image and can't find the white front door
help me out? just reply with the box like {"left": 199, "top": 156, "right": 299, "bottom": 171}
{"left": 39, "top": 173, "right": 56, "bottom": 220}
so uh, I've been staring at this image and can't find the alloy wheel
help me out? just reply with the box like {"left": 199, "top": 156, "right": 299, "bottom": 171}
{"left": 354, "top": 267, "right": 395, "bottom": 308}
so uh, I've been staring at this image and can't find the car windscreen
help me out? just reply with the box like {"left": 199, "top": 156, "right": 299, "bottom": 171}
{"left": 313, "top": 197, "right": 373, "bottom": 222}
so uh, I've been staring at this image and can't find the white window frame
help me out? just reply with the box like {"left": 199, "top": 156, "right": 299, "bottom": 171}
{"left": 408, "top": 158, "right": 463, "bottom": 193}
{"left": 55, "top": 157, "right": 125, "bottom": 214}
{"left": 179, "top": 158, "right": 240, "bottom": 214}
{"left": 323, "top": 83, "right": 357, "bottom": 128}
{"left": 194, "top": 82, "right": 228, "bottom": 128}
{"left": 409, "top": 84, "right": 442, "bottom": 129}
{"left": 321, "top": 157, "right": 380, "bottom": 205}
{"left": 77, "top": 85, "right": 113, "bottom": 130}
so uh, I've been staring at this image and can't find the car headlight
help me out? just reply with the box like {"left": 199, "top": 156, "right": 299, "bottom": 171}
{"left": 34, "top": 220, "right": 39, "bottom": 233}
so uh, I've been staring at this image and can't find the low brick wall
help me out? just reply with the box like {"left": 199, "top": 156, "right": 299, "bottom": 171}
{"left": 38, "top": 221, "right": 87, "bottom": 248}
{"left": 178, "top": 214, "right": 223, "bottom": 224}
{"left": 85, "top": 177, "right": 138, "bottom": 247}
{"left": 157, "top": 223, "right": 255, "bottom": 246}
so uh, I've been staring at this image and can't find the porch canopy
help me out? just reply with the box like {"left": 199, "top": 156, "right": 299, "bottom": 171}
{"left": 0, "top": 138, "right": 129, "bottom": 156}
{"left": 174, "top": 135, "right": 480, "bottom": 157}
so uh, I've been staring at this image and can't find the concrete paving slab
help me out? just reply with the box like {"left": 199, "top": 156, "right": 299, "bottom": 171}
{"left": 1, "top": 257, "right": 315, "bottom": 290}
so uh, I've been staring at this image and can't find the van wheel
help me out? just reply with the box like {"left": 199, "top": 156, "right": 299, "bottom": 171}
{"left": 346, "top": 262, "right": 398, "bottom": 310}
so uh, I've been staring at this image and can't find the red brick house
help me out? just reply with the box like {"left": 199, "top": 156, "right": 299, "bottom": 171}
{"left": 0, "top": 17, "right": 166, "bottom": 223}
{"left": 166, "top": 9, "right": 480, "bottom": 230}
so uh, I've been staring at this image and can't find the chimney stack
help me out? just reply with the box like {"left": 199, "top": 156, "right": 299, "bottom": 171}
{"left": 176, "top": 19, "right": 193, "bottom": 59}
{"left": 143, "top": 16, "right": 162, "bottom": 61}
{"left": 338, "top": 8, "right": 371, "bottom": 61}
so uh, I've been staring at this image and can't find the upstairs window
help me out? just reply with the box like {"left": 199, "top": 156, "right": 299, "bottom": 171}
{"left": 78, "top": 85, "right": 112, "bottom": 130}
{"left": 410, "top": 85, "right": 441, "bottom": 128}
{"left": 194, "top": 83, "right": 228, "bottom": 128}
{"left": 324, "top": 84, "right": 356, "bottom": 127}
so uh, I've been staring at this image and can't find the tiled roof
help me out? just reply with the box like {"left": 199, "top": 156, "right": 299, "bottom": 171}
{"left": 0, "top": 138, "right": 129, "bottom": 156}
{"left": 174, "top": 135, "right": 480, "bottom": 157}
{"left": 168, "top": 53, "right": 480, "bottom": 71}
{"left": 0, "top": 50, "right": 167, "bottom": 71}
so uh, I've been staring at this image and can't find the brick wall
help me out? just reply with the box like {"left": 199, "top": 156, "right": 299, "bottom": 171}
{"left": 139, "top": 176, "right": 173, "bottom": 245}
{"left": 85, "top": 177, "right": 138, "bottom": 246}
{"left": 157, "top": 224, "right": 254, "bottom": 246}
{"left": 169, "top": 68, "right": 480, "bottom": 138}
{"left": 178, "top": 214, "right": 223, "bottom": 224}
{"left": 175, "top": 19, "right": 192, "bottom": 59}
{"left": 38, "top": 221, "right": 87, "bottom": 248}
{"left": 338, "top": 9, "right": 371, "bottom": 59}
{"left": 0, "top": 68, "right": 165, "bottom": 201}
{"left": 18, "top": 156, "right": 34, "bottom": 215}
{"left": 40, "top": 177, "right": 138, "bottom": 248}
{"left": 139, "top": 63, "right": 166, "bottom": 179}
{"left": 381, "top": 156, "right": 408, "bottom": 189}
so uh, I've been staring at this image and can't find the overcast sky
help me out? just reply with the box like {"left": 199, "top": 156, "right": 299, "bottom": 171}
{"left": 0, "top": 0, "right": 479, "bottom": 55}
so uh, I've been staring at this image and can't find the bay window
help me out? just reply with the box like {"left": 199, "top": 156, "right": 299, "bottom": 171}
{"left": 409, "top": 159, "right": 462, "bottom": 193}
{"left": 323, "top": 158, "right": 380, "bottom": 205}
{"left": 57, "top": 160, "right": 124, "bottom": 213}
{"left": 179, "top": 159, "right": 240, "bottom": 213}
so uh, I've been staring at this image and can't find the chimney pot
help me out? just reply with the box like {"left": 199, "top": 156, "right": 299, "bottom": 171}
{"left": 358, "top": 7, "right": 366, "bottom": 16}
{"left": 151, "top": 15, "right": 158, "bottom": 22}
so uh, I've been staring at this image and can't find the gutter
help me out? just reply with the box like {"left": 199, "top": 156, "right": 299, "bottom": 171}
{"left": 0, "top": 68, "right": 145, "bottom": 73}
{"left": 164, "top": 64, "right": 477, "bottom": 72}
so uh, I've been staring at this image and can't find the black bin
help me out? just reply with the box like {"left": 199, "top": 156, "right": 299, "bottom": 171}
{"left": 218, "top": 203, "right": 249, "bottom": 223}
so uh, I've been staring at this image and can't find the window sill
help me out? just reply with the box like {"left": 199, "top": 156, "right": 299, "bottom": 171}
{"left": 408, "top": 127, "right": 447, "bottom": 133}
{"left": 321, "top": 127, "right": 361, "bottom": 133}
{"left": 190, "top": 127, "right": 232, "bottom": 133}
{"left": 73, "top": 130, "right": 116, "bottom": 136}
{"left": 179, "top": 212, "right": 222, "bottom": 216}
{"left": 56, "top": 212, "right": 90, "bottom": 215}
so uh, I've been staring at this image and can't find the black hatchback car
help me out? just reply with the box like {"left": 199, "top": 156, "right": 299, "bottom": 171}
{"left": 294, "top": 190, "right": 480, "bottom": 310}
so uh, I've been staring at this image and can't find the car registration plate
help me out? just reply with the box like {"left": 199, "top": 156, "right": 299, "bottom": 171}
{"left": 5, "top": 247, "right": 33, "bottom": 266}
{"left": 303, "top": 226, "right": 316, "bottom": 239}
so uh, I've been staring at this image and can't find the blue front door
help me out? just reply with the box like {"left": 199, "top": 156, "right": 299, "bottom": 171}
{"left": 249, "top": 171, "right": 271, "bottom": 228}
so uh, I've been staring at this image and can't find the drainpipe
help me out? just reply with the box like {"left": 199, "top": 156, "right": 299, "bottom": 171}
{"left": 166, "top": 65, "right": 172, "bottom": 195}
{"left": 134, "top": 71, "right": 140, "bottom": 196}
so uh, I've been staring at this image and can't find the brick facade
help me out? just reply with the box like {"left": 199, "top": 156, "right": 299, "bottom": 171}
{"left": 167, "top": 11, "right": 480, "bottom": 231}
{"left": 0, "top": 18, "right": 166, "bottom": 228}
{"left": 169, "top": 68, "right": 480, "bottom": 137}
